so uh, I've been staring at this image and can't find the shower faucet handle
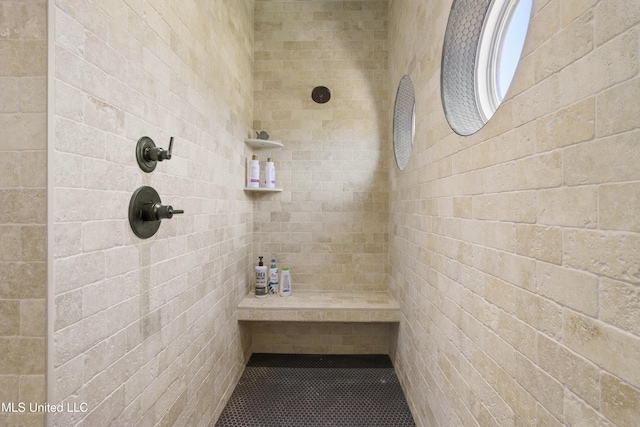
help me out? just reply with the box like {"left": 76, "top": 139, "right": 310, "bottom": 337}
{"left": 146, "top": 137, "right": 174, "bottom": 162}
{"left": 135, "top": 136, "right": 175, "bottom": 173}
{"left": 141, "top": 202, "right": 184, "bottom": 222}
{"left": 129, "top": 186, "right": 185, "bottom": 239}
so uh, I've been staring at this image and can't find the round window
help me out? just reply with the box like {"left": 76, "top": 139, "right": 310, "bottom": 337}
{"left": 441, "top": 0, "right": 532, "bottom": 135}
{"left": 393, "top": 75, "right": 416, "bottom": 171}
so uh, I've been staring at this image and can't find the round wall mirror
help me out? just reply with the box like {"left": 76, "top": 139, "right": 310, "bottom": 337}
{"left": 393, "top": 75, "right": 416, "bottom": 171}
{"left": 441, "top": 0, "right": 532, "bottom": 135}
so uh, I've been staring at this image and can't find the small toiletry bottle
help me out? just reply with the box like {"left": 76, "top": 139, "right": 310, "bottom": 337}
{"left": 265, "top": 158, "right": 275, "bottom": 189}
{"left": 280, "top": 267, "right": 291, "bottom": 297}
{"left": 255, "top": 256, "right": 267, "bottom": 298}
{"left": 249, "top": 155, "right": 260, "bottom": 188}
{"left": 268, "top": 259, "right": 278, "bottom": 295}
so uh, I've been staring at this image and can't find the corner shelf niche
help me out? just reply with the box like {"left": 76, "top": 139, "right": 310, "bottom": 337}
{"left": 244, "top": 138, "right": 283, "bottom": 192}
{"left": 244, "top": 138, "right": 283, "bottom": 149}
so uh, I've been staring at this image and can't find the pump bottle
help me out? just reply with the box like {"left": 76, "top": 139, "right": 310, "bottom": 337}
{"left": 255, "top": 256, "right": 267, "bottom": 298}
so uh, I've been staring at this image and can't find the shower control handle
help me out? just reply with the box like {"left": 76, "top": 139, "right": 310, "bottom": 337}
{"left": 146, "top": 137, "right": 174, "bottom": 162}
{"left": 135, "top": 136, "right": 175, "bottom": 173}
{"left": 141, "top": 203, "right": 184, "bottom": 221}
{"left": 128, "top": 186, "right": 185, "bottom": 239}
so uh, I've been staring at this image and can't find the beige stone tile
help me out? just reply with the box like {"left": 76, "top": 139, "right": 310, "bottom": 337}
{"left": 564, "top": 310, "right": 640, "bottom": 387}
{"left": 497, "top": 311, "right": 537, "bottom": 361}
{"left": 536, "top": 97, "right": 595, "bottom": 152}
{"left": 0, "top": 160, "right": 22, "bottom": 191}
{"left": 558, "top": 28, "right": 638, "bottom": 108}
{"left": 561, "top": 0, "right": 599, "bottom": 27}
{"left": 515, "top": 354, "right": 564, "bottom": 419}
{"left": 20, "top": 298, "right": 45, "bottom": 337}
{"left": 514, "top": 151, "right": 563, "bottom": 190}
{"left": 0, "top": 375, "right": 19, "bottom": 403}
{"left": 0, "top": 113, "right": 46, "bottom": 150}
{"left": 597, "top": 77, "right": 640, "bottom": 137}
{"left": 0, "top": 188, "right": 46, "bottom": 224}
{"left": 0, "top": 300, "right": 20, "bottom": 336}
{"left": 19, "top": 374, "right": 45, "bottom": 403}
{"left": 0, "top": 262, "right": 46, "bottom": 299}
{"left": 0, "top": 77, "right": 19, "bottom": 112}
{"left": 54, "top": 252, "right": 105, "bottom": 293}
{"left": 516, "top": 225, "right": 562, "bottom": 264}
{"left": 0, "top": 40, "right": 46, "bottom": 77}
{"left": 20, "top": 225, "right": 45, "bottom": 261}
{"left": 599, "top": 277, "right": 640, "bottom": 336}
{"left": 564, "top": 390, "right": 616, "bottom": 427}
{"left": 537, "top": 333, "right": 600, "bottom": 408}
{"left": 0, "top": 225, "right": 21, "bottom": 261}
{"left": 564, "top": 130, "right": 640, "bottom": 185}
{"left": 0, "top": 337, "right": 45, "bottom": 374}
{"left": 537, "top": 262, "right": 599, "bottom": 316}
{"left": 601, "top": 373, "right": 640, "bottom": 427}
{"left": 498, "top": 252, "right": 537, "bottom": 292}
{"left": 599, "top": 182, "right": 640, "bottom": 232}
{"left": 564, "top": 229, "right": 640, "bottom": 284}
{"left": 512, "top": 74, "right": 559, "bottom": 126}
{"left": 594, "top": 0, "right": 640, "bottom": 45}
{"left": 475, "top": 191, "right": 538, "bottom": 223}
{"left": 533, "top": 10, "right": 593, "bottom": 82}
{"left": 515, "top": 290, "right": 562, "bottom": 339}
{"left": 537, "top": 186, "right": 597, "bottom": 228}
{"left": 54, "top": 290, "right": 82, "bottom": 331}
{"left": 20, "top": 151, "right": 46, "bottom": 188}
{"left": 19, "top": 76, "right": 46, "bottom": 113}
{"left": 484, "top": 275, "right": 515, "bottom": 314}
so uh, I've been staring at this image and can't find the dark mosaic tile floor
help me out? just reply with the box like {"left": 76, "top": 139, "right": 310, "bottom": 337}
{"left": 214, "top": 354, "right": 416, "bottom": 427}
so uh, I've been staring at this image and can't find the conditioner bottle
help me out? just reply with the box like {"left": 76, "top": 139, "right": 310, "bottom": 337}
{"left": 280, "top": 267, "right": 291, "bottom": 297}
{"left": 265, "top": 157, "right": 275, "bottom": 188}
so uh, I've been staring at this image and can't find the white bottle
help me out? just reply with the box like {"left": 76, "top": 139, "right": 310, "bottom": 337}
{"left": 279, "top": 267, "right": 291, "bottom": 296}
{"left": 255, "top": 256, "right": 267, "bottom": 298}
{"left": 265, "top": 158, "right": 275, "bottom": 189}
{"left": 268, "top": 259, "right": 278, "bottom": 295}
{"left": 249, "top": 154, "right": 260, "bottom": 188}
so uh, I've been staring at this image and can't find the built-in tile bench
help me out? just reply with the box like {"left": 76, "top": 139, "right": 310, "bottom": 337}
{"left": 237, "top": 291, "right": 401, "bottom": 322}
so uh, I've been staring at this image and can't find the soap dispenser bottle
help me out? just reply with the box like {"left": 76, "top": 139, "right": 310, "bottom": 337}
{"left": 255, "top": 256, "right": 267, "bottom": 298}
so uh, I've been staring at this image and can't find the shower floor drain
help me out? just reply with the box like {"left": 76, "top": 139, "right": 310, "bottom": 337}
{"left": 214, "top": 354, "right": 415, "bottom": 427}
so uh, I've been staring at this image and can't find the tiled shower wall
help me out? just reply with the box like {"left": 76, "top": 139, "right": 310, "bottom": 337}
{"left": 52, "top": 0, "right": 254, "bottom": 425}
{"left": 389, "top": 0, "right": 640, "bottom": 426}
{"left": 251, "top": 0, "right": 390, "bottom": 354}
{"left": 0, "top": 1, "right": 47, "bottom": 426}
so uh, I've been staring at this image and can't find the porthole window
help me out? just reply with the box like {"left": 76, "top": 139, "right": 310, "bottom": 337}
{"left": 441, "top": 0, "right": 532, "bottom": 135}
{"left": 393, "top": 75, "right": 416, "bottom": 171}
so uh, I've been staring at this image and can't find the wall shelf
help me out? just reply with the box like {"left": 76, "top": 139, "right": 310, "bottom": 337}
{"left": 244, "top": 137, "right": 283, "bottom": 192}
{"left": 237, "top": 291, "right": 401, "bottom": 322}
{"left": 244, "top": 138, "right": 283, "bottom": 149}
{"left": 244, "top": 187, "right": 283, "bottom": 193}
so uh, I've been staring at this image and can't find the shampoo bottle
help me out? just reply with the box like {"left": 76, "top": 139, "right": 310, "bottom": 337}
{"left": 268, "top": 259, "right": 278, "bottom": 295}
{"left": 265, "top": 158, "right": 275, "bottom": 188}
{"left": 279, "top": 267, "right": 291, "bottom": 297}
{"left": 249, "top": 155, "right": 260, "bottom": 188}
{"left": 255, "top": 256, "right": 267, "bottom": 298}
